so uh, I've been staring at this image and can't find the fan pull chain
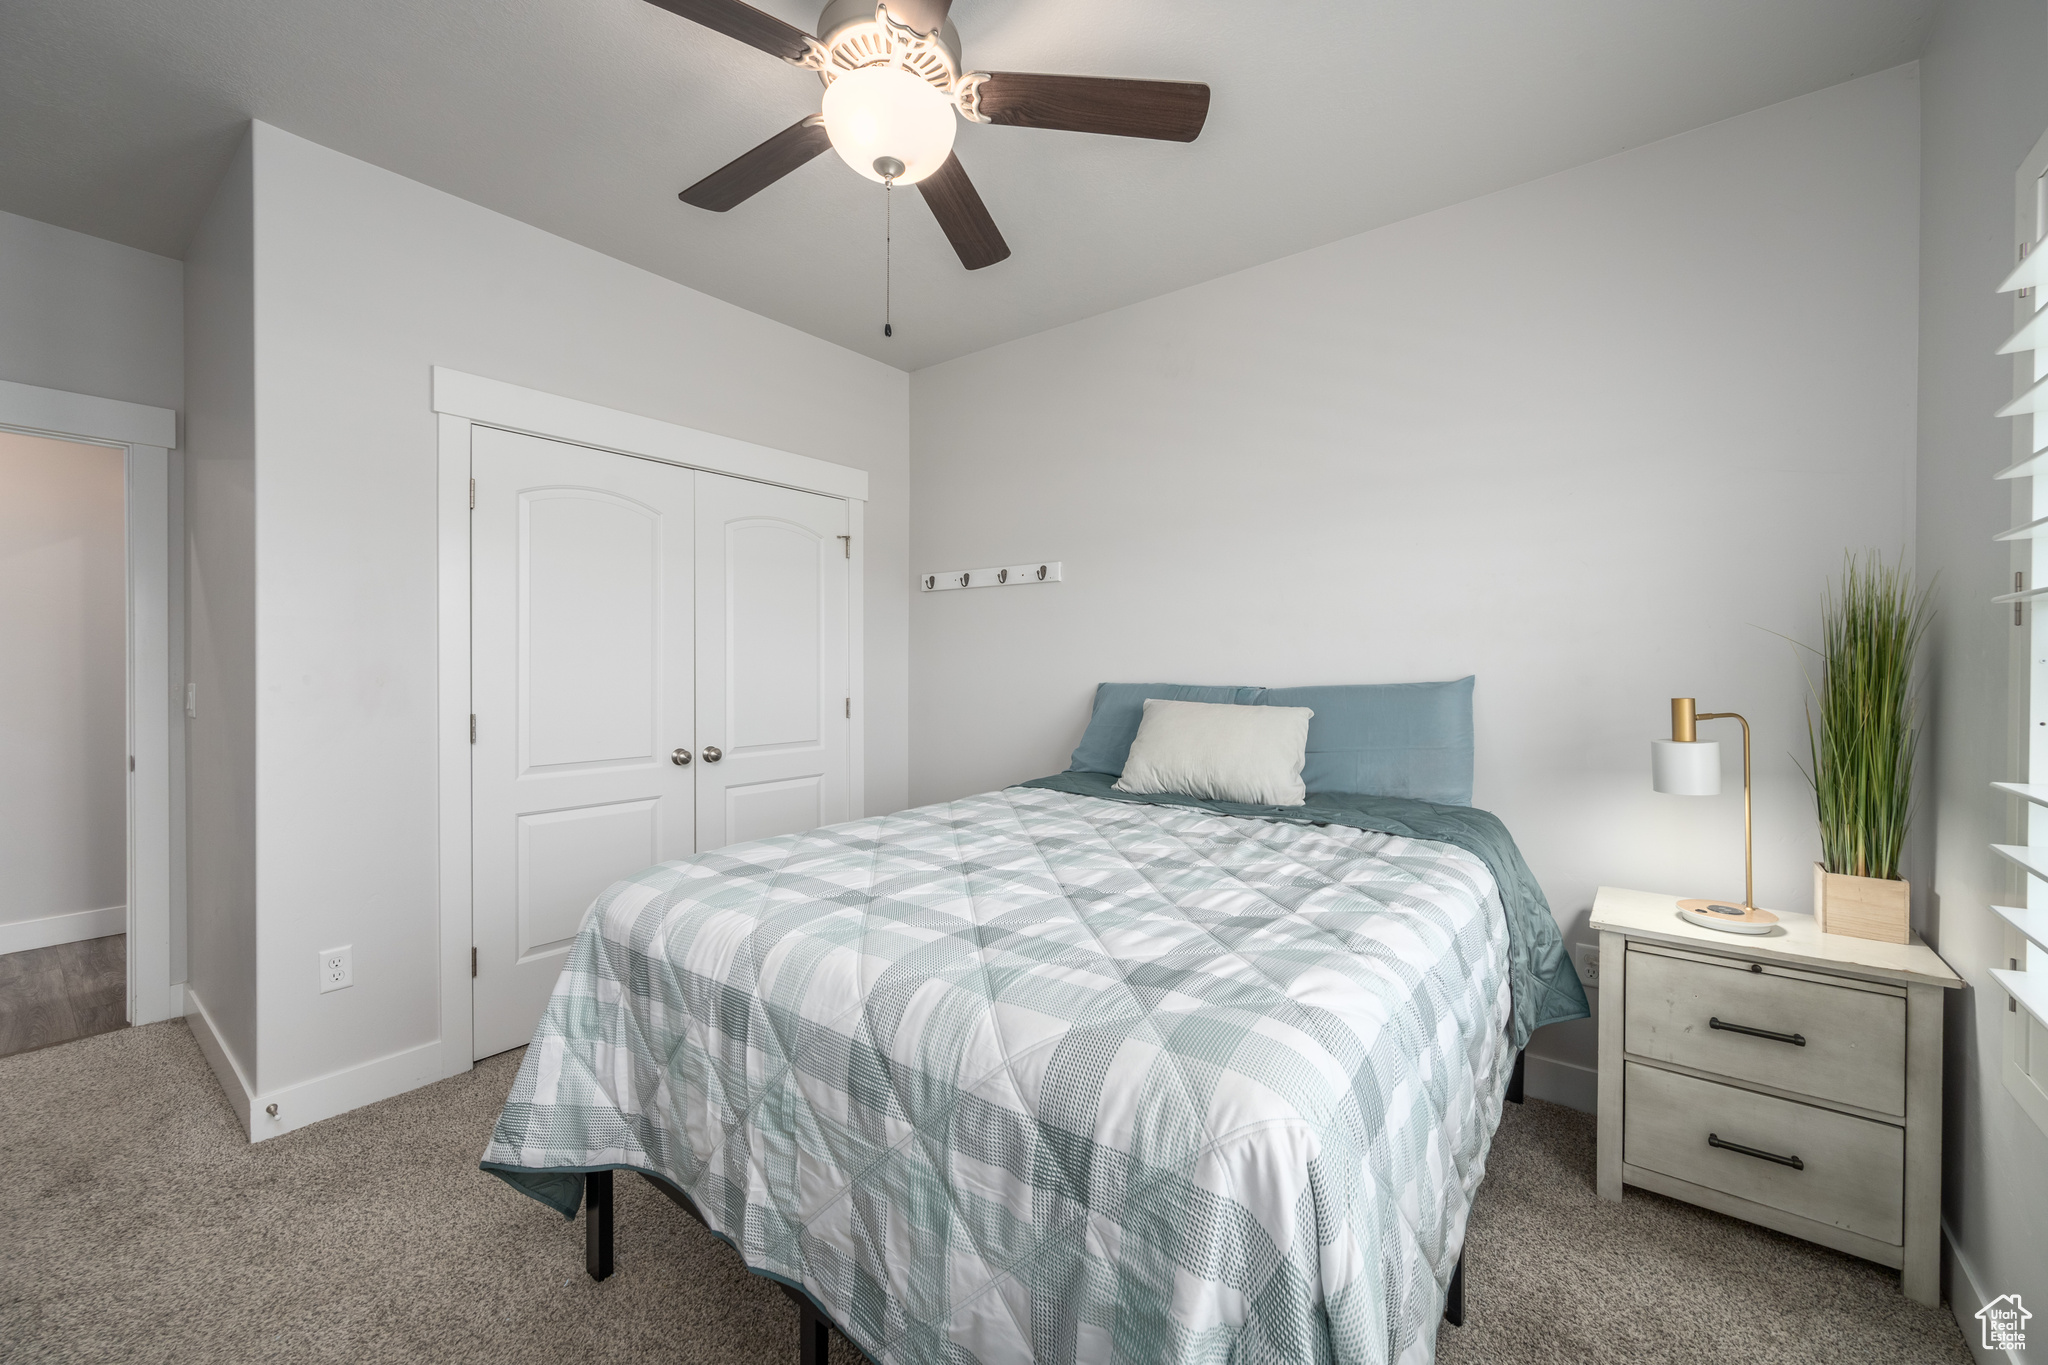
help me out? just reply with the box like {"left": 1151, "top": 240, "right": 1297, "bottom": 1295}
{"left": 871, "top": 156, "right": 904, "bottom": 339}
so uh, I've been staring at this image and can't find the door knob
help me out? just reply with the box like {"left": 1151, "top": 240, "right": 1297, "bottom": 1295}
{"left": 702, "top": 746, "right": 722, "bottom": 763}
{"left": 671, "top": 748, "right": 692, "bottom": 766}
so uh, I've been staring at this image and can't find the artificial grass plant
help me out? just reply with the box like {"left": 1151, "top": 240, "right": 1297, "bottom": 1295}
{"left": 1799, "top": 553, "right": 1934, "bottom": 882}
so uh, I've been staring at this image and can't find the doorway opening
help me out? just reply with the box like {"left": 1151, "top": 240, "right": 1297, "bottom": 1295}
{"left": 0, "top": 431, "right": 129, "bottom": 1056}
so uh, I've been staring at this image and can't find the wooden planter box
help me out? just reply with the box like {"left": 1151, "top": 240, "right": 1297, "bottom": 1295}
{"left": 1812, "top": 863, "right": 1911, "bottom": 944}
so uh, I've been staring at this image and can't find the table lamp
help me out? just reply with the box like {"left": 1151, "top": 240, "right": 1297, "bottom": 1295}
{"left": 1650, "top": 697, "right": 1778, "bottom": 933}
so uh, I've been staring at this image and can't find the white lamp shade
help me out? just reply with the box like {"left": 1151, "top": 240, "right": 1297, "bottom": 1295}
{"left": 1652, "top": 739, "right": 1721, "bottom": 795}
{"left": 821, "top": 66, "right": 958, "bottom": 185}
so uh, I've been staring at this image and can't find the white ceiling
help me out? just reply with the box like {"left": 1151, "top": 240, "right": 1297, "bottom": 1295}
{"left": 0, "top": 0, "right": 1935, "bottom": 370}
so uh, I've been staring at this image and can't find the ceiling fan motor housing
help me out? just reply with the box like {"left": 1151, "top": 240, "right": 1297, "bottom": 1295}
{"left": 813, "top": 0, "right": 962, "bottom": 90}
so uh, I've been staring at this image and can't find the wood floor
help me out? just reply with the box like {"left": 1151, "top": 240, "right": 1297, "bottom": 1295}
{"left": 0, "top": 934, "right": 125, "bottom": 1059}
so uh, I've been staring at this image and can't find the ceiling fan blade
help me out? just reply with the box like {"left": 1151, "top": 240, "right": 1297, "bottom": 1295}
{"left": 973, "top": 72, "right": 1210, "bottom": 142}
{"left": 880, "top": 0, "right": 952, "bottom": 36}
{"left": 643, "top": 0, "right": 817, "bottom": 64}
{"left": 680, "top": 117, "right": 833, "bottom": 211}
{"left": 917, "top": 153, "right": 1010, "bottom": 271}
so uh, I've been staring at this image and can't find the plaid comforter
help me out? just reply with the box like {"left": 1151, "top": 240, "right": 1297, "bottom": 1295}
{"left": 482, "top": 784, "right": 1515, "bottom": 1365}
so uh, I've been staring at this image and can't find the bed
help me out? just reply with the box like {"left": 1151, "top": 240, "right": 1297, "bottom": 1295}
{"left": 480, "top": 762, "right": 1588, "bottom": 1365}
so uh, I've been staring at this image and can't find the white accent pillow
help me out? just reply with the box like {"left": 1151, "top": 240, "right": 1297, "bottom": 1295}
{"left": 1113, "top": 698, "right": 1315, "bottom": 807}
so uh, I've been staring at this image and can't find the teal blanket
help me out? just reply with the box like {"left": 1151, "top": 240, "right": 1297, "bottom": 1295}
{"left": 1019, "top": 771, "right": 1589, "bottom": 1050}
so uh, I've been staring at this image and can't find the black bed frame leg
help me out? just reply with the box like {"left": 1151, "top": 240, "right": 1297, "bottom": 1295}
{"left": 585, "top": 1171, "right": 614, "bottom": 1281}
{"left": 1506, "top": 1048, "right": 1525, "bottom": 1105}
{"left": 797, "top": 1292, "right": 831, "bottom": 1365}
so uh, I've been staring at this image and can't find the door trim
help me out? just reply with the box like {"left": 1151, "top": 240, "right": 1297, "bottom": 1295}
{"left": 0, "top": 378, "right": 181, "bottom": 1028}
{"left": 846, "top": 497, "right": 865, "bottom": 818}
{"left": 434, "top": 372, "right": 868, "bottom": 1076}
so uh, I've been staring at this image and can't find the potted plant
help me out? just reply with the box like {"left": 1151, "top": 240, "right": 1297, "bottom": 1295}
{"left": 1800, "top": 553, "right": 1933, "bottom": 944}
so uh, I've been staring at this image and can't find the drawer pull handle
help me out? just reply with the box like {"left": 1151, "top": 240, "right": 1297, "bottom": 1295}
{"left": 1708, "top": 1132, "right": 1804, "bottom": 1170}
{"left": 1708, "top": 1017, "right": 1806, "bottom": 1047}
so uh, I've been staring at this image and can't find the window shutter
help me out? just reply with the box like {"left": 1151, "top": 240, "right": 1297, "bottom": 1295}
{"left": 1993, "top": 192, "right": 2048, "bottom": 1133}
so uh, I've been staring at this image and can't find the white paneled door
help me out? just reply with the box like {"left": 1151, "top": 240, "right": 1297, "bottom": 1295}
{"left": 469, "top": 429, "right": 854, "bottom": 1059}
{"left": 470, "top": 428, "right": 696, "bottom": 1059}
{"left": 695, "top": 475, "right": 851, "bottom": 851}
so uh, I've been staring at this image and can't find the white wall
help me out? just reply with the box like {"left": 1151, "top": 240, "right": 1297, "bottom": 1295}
{"left": 1914, "top": 0, "right": 2048, "bottom": 1340}
{"left": 227, "top": 122, "right": 910, "bottom": 1104}
{"left": 0, "top": 432, "right": 127, "bottom": 951}
{"left": 909, "top": 67, "right": 1923, "bottom": 1092}
{"left": 183, "top": 131, "right": 258, "bottom": 1077}
{"left": 0, "top": 207, "right": 182, "bottom": 414}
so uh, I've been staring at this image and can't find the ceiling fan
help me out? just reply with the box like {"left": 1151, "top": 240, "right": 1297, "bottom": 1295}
{"left": 650, "top": 0, "right": 1211, "bottom": 270}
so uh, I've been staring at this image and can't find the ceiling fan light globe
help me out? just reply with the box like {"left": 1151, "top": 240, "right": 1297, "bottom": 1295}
{"left": 822, "top": 65, "right": 956, "bottom": 185}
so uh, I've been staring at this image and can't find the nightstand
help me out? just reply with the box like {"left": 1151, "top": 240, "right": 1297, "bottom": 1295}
{"left": 1591, "top": 886, "right": 1962, "bottom": 1306}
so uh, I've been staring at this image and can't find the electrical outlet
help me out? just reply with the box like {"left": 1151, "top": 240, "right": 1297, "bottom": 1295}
{"left": 1571, "top": 942, "right": 1600, "bottom": 989}
{"left": 319, "top": 945, "right": 352, "bottom": 993}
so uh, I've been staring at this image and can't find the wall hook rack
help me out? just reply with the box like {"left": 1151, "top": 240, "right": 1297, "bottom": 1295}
{"left": 920, "top": 561, "right": 1063, "bottom": 592}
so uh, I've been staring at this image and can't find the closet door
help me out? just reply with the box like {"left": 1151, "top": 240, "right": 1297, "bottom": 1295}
{"left": 470, "top": 428, "right": 695, "bottom": 1059}
{"left": 695, "top": 473, "right": 850, "bottom": 850}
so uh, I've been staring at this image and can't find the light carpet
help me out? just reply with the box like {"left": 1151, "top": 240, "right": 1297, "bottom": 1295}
{"left": 0, "top": 1021, "right": 1970, "bottom": 1364}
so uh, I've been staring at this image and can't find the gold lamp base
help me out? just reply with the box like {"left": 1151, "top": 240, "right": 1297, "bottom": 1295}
{"left": 1676, "top": 898, "right": 1781, "bottom": 935}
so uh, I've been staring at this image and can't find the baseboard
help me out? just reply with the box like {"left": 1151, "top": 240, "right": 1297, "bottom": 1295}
{"left": 182, "top": 987, "right": 448, "bottom": 1142}
{"left": 182, "top": 985, "right": 255, "bottom": 1133}
{"left": 247, "top": 1038, "right": 446, "bottom": 1142}
{"left": 1945, "top": 1222, "right": 2029, "bottom": 1364}
{"left": 0, "top": 904, "right": 126, "bottom": 956}
{"left": 1523, "top": 1053, "right": 1598, "bottom": 1114}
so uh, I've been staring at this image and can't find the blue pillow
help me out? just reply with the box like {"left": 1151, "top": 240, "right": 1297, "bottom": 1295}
{"left": 1068, "top": 683, "right": 1264, "bottom": 775}
{"left": 1257, "top": 677, "right": 1475, "bottom": 805}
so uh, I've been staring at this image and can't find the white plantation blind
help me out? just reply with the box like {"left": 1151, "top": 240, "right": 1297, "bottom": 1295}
{"left": 1991, "top": 138, "right": 2048, "bottom": 1137}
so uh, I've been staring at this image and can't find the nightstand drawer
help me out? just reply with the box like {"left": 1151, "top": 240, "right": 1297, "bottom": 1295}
{"left": 1624, "top": 944, "right": 1906, "bottom": 1114}
{"left": 1623, "top": 1063, "right": 1903, "bottom": 1244}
